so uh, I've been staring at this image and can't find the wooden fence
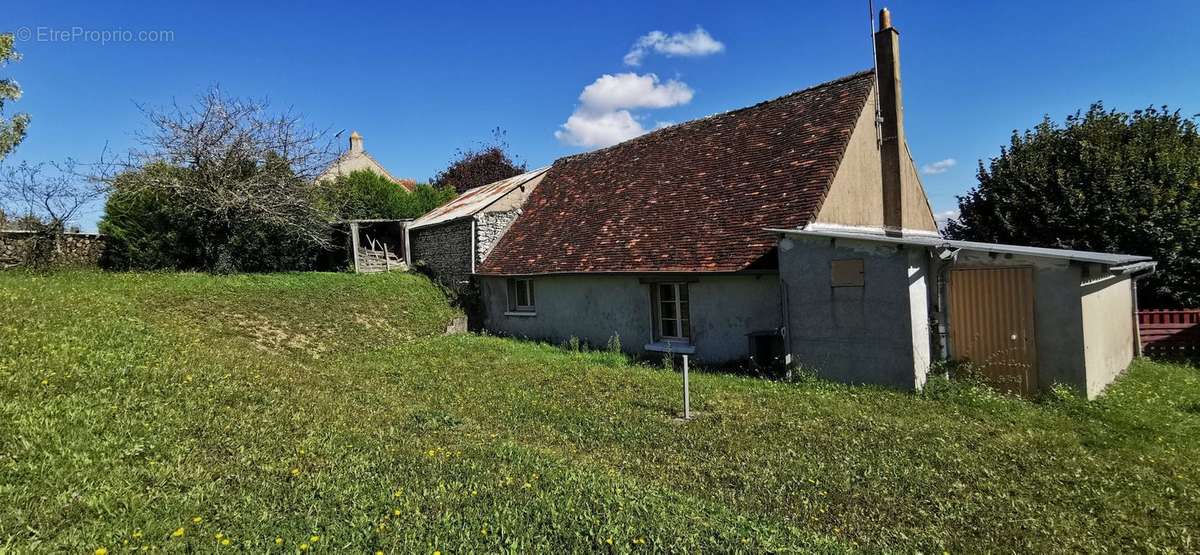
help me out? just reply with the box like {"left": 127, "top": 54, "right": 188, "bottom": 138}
{"left": 1139, "top": 309, "right": 1200, "bottom": 359}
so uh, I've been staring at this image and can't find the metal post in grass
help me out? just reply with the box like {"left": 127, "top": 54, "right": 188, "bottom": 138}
{"left": 682, "top": 354, "right": 691, "bottom": 420}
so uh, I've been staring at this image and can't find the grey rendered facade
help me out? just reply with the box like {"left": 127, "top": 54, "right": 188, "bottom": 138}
{"left": 480, "top": 273, "right": 782, "bottom": 364}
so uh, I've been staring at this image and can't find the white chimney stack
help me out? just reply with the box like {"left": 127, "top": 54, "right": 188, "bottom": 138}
{"left": 349, "top": 130, "right": 364, "bottom": 154}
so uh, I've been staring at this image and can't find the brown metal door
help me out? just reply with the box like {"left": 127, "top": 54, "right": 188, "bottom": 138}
{"left": 948, "top": 267, "right": 1038, "bottom": 395}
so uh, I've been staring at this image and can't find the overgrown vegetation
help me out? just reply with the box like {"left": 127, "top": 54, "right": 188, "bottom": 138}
{"left": 948, "top": 103, "right": 1200, "bottom": 307}
{"left": 315, "top": 169, "right": 456, "bottom": 221}
{"left": 96, "top": 88, "right": 338, "bottom": 273}
{"left": 1, "top": 271, "right": 1197, "bottom": 552}
{"left": 0, "top": 32, "right": 30, "bottom": 160}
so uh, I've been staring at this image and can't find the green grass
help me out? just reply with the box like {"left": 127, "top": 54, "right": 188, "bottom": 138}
{"left": 1, "top": 270, "right": 1198, "bottom": 553}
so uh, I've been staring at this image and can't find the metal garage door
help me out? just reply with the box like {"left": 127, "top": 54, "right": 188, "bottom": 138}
{"left": 948, "top": 267, "right": 1038, "bottom": 395}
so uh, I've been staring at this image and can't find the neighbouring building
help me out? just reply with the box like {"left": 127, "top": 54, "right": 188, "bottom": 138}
{"left": 318, "top": 131, "right": 416, "bottom": 191}
{"left": 469, "top": 9, "right": 1153, "bottom": 398}
{"left": 406, "top": 168, "right": 548, "bottom": 290}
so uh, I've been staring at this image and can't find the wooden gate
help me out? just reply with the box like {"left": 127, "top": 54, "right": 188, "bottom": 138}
{"left": 948, "top": 267, "right": 1038, "bottom": 395}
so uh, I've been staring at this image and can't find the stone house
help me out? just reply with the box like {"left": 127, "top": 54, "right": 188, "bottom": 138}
{"left": 318, "top": 131, "right": 416, "bottom": 190}
{"left": 469, "top": 10, "right": 1153, "bottom": 398}
{"left": 406, "top": 168, "right": 547, "bottom": 289}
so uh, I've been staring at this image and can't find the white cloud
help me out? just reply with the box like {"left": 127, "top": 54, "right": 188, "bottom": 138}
{"left": 555, "top": 109, "right": 646, "bottom": 147}
{"left": 555, "top": 73, "right": 694, "bottom": 148}
{"left": 624, "top": 27, "right": 725, "bottom": 66}
{"left": 934, "top": 209, "right": 960, "bottom": 229}
{"left": 921, "top": 158, "right": 957, "bottom": 175}
{"left": 577, "top": 73, "right": 693, "bottom": 112}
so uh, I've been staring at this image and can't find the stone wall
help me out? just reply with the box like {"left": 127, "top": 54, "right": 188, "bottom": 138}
{"left": 0, "top": 231, "right": 106, "bottom": 268}
{"left": 476, "top": 209, "right": 521, "bottom": 263}
{"left": 408, "top": 219, "right": 473, "bottom": 290}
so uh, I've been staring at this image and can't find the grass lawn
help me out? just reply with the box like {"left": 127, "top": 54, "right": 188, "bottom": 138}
{"left": 1, "top": 270, "right": 1198, "bottom": 553}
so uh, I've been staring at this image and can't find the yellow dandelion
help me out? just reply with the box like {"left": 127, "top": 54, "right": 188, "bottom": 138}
{"left": 481, "top": 528, "right": 488, "bottom": 536}
{"left": 299, "top": 543, "right": 309, "bottom": 551}
{"left": 376, "top": 552, "right": 384, "bottom": 555}
{"left": 95, "top": 548, "right": 108, "bottom": 555}
{"left": 433, "top": 551, "right": 441, "bottom": 555}
{"left": 172, "top": 527, "right": 185, "bottom": 538}
{"left": 634, "top": 537, "right": 646, "bottom": 544}
{"left": 606, "top": 537, "right": 614, "bottom": 545}
{"left": 291, "top": 468, "right": 300, "bottom": 476}
{"left": 393, "top": 508, "right": 401, "bottom": 516}
{"left": 522, "top": 482, "right": 531, "bottom": 489}
{"left": 215, "top": 532, "right": 224, "bottom": 540}
{"left": 221, "top": 538, "right": 230, "bottom": 546}
{"left": 392, "top": 489, "right": 403, "bottom": 498}
{"left": 132, "top": 531, "right": 143, "bottom": 539}
{"left": 41, "top": 379, "right": 48, "bottom": 385}
{"left": 192, "top": 516, "right": 203, "bottom": 523}
{"left": 470, "top": 490, "right": 477, "bottom": 496}
{"left": 310, "top": 535, "right": 320, "bottom": 543}
{"left": 274, "top": 537, "right": 283, "bottom": 545}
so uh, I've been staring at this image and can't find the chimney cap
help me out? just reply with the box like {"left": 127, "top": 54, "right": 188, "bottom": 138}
{"left": 349, "top": 130, "right": 364, "bottom": 153}
{"left": 879, "top": 7, "right": 892, "bottom": 30}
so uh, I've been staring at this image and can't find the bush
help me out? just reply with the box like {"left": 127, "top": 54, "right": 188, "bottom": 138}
{"left": 316, "top": 170, "right": 455, "bottom": 221}
{"left": 99, "top": 164, "right": 325, "bottom": 272}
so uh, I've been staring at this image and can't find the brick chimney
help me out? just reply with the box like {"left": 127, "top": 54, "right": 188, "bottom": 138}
{"left": 349, "top": 130, "right": 364, "bottom": 154}
{"left": 875, "top": 8, "right": 905, "bottom": 236}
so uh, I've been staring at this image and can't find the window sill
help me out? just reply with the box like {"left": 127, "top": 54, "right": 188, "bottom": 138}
{"left": 504, "top": 311, "right": 537, "bottom": 317}
{"left": 644, "top": 340, "right": 696, "bottom": 354}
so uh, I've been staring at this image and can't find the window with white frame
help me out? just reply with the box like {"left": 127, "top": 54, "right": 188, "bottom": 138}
{"left": 652, "top": 282, "right": 691, "bottom": 341}
{"left": 506, "top": 277, "right": 535, "bottom": 313}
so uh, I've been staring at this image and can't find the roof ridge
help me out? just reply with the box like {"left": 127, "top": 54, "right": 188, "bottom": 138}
{"left": 555, "top": 69, "right": 874, "bottom": 164}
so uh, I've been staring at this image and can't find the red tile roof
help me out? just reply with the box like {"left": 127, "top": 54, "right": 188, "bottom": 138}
{"left": 477, "top": 70, "right": 875, "bottom": 275}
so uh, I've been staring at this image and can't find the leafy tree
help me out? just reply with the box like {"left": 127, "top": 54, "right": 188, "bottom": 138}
{"left": 0, "top": 33, "right": 30, "bottom": 160}
{"left": 316, "top": 169, "right": 455, "bottom": 220}
{"left": 432, "top": 127, "right": 526, "bottom": 194}
{"left": 947, "top": 103, "right": 1200, "bottom": 307}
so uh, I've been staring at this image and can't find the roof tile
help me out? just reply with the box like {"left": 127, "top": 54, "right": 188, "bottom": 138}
{"left": 478, "top": 70, "right": 874, "bottom": 275}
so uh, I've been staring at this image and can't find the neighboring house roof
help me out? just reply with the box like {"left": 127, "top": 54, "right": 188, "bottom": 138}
{"left": 318, "top": 131, "right": 417, "bottom": 191}
{"left": 408, "top": 167, "right": 549, "bottom": 231}
{"left": 477, "top": 70, "right": 876, "bottom": 276}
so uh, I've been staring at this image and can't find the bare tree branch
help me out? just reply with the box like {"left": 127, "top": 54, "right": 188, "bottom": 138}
{"left": 100, "top": 85, "right": 338, "bottom": 247}
{"left": 0, "top": 159, "right": 105, "bottom": 230}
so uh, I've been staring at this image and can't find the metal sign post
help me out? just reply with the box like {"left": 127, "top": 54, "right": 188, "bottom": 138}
{"left": 682, "top": 354, "right": 691, "bottom": 420}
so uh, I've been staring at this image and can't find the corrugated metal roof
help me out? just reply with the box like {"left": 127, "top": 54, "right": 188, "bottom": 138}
{"left": 769, "top": 227, "right": 1154, "bottom": 267}
{"left": 407, "top": 167, "right": 548, "bottom": 230}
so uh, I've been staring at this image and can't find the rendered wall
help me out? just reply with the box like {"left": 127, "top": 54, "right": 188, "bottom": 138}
{"left": 479, "top": 273, "right": 781, "bottom": 364}
{"left": 779, "top": 235, "right": 925, "bottom": 389}
{"left": 1080, "top": 275, "right": 1135, "bottom": 398}
{"left": 811, "top": 86, "right": 938, "bottom": 233}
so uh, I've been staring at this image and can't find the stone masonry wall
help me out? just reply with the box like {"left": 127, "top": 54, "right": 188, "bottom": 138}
{"left": 475, "top": 209, "right": 521, "bottom": 264}
{"left": 0, "top": 231, "right": 106, "bottom": 268}
{"left": 409, "top": 219, "right": 473, "bottom": 290}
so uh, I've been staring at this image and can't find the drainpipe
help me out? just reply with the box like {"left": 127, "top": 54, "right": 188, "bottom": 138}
{"left": 1119, "top": 261, "right": 1157, "bottom": 358}
{"left": 931, "top": 244, "right": 960, "bottom": 361}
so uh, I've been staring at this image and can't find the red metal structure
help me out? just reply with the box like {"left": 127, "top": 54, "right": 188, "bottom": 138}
{"left": 1139, "top": 309, "right": 1200, "bottom": 359}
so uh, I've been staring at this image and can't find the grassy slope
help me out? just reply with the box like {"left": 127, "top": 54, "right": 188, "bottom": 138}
{"left": 0, "top": 271, "right": 1197, "bottom": 553}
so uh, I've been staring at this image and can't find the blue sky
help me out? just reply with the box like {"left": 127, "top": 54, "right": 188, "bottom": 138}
{"left": 5, "top": 1, "right": 1199, "bottom": 230}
